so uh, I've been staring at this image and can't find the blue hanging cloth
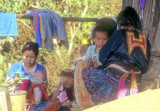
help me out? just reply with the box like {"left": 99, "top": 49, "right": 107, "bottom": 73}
{"left": 0, "top": 13, "right": 18, "bottom": 37}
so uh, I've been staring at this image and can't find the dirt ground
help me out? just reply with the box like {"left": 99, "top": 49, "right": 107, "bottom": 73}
{"left": 84, "top": 89, "right": 160, "bottom": 111}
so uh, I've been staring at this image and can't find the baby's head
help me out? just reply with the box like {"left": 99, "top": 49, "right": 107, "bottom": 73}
{"left": 80, "top": 44, "right": 90, "bottom": 57}
{"left": 91, "top": 26, "right": 109, "bottom": 49}
{"left": 59, "top": 69, "right": 74, "bottom": 88}
{"left": 32, "top": 70, "right": 46, "bottom": 81}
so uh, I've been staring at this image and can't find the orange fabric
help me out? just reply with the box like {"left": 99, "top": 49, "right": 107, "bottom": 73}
{"left": 74, "top": 61, "right": 95, "bottom": 109}
{"left": 28, "top": 84, "right": 51, "bottom": 110}
{"left": 121, "top": 73, "right": 129, "bottom": 80}
{"left": 130, "top": 70, "right": 138, "bottom": 89}
{"left": 44, "top": 102, "right": 60, "bottom": 111}
{"left": 29, "top": 84, "right": 50, "bottom": 102}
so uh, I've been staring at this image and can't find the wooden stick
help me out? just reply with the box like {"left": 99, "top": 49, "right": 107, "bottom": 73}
{"left": 16, "top": 14, "right": 106, "bottom": 22}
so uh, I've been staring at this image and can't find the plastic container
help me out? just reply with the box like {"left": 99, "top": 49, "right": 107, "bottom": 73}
{"left": 0, "top": 86, "right": 12, "bottom": 111}
{"left": 10, "top": 91, "right": 26, "bottom": 111}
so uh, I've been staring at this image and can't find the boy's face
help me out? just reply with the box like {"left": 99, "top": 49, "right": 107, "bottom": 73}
{"left": 92, "top": 31, "right": 108, "bottom": 49}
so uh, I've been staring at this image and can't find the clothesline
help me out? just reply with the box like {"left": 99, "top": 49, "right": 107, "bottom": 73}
{"left": 16, "top": 14, "right": 108, "bottom": 22}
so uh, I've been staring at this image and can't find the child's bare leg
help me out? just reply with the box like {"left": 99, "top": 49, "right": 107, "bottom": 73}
{"left": 33, "top": 86, "right": 43, "bottom": 104}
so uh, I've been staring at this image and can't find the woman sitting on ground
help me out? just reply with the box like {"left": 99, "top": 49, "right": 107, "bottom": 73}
{"left": 83, "top": 6, "right": 151, "bottom": 105}
{"left": 74, "top": 7, "right": 151, "bottom": 109}
{"left": 6, "top": 42, "right": 48, "bottom": 107}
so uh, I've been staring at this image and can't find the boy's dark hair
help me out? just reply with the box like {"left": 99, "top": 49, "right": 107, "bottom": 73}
{"left": 59, "top": 69, "right": 74, "bottom": 77}
{"left": 22, "top": 42, "right": 39, "bottom": 56}
{"left": 91, "top": 26, "right": 109, "bottom": 38}
{"left": 117, "top": 6, "right": 141, "bottom": 29}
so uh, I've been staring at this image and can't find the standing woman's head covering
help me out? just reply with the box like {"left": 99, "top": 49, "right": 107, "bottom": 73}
{"left": 93, "top": 18, "right": 117, "bottom": 37}
{"left": 117, "top": 6, "right": 141, "bottom": 30}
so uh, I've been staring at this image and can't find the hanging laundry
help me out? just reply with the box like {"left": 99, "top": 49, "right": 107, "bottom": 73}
{"left": 39, "top": 14, "right": 45, "bottom": 48}
{"left": 32, "top": 12, "right": 42, "bottom": 47}
{"left": 38, "top": 13, "right": 53, "bottom": 49}
{"left": 26, "top": 9, "right": 68, "bottom": 49}
{"left": 0, "top": 13, "right": 18, "bottom": 37}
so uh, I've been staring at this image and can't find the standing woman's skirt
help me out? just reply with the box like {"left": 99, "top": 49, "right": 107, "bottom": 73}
{"left": 74, "top": 62, "right": 119, "bottom": 109}
{"left": 82, "top": 66, "right": 118, "bottom": 104}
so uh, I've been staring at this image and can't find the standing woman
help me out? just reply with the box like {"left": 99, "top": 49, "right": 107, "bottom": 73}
{"left": 81, "top": 6, "right": 150, "bottom": 106}
{"left": 6, "top": 42, "right": 47, "bottom": 104}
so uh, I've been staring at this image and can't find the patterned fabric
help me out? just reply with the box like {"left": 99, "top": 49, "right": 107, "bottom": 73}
{"left": 82, "top": 66, "right": 118, "bottom": 104}
{"left": 31, "top": 101, "right": 53, "bottom": 111}
{"left": 57, "top": 91, "right": 68, "bottom": 103}
{"left": 74, "top": 62, "right": 139, "bottom": 108}
{"left": 17, "top": 79, "right": 30, "bottom": 91}
{"left": 126, "top": 31, "right": 148, "bottom": 59}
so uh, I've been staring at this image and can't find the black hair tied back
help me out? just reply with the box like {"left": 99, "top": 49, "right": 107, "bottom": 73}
{"left": 117, "top": 6, "right": 141, "bottom": 29}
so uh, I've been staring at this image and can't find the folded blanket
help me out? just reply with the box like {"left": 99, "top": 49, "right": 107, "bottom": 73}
{"left": 0, "top": 13, "right": 18, "bottom": 36}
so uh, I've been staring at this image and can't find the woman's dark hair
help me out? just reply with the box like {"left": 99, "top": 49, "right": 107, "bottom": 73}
{"left": 92, "top": 18, "right": 117, "bottom": 38}
{"left": 117, "top": 6, "right": 141, "bottom": 29}
{"left": 22, "top": 42, "right": 39, "bottom": 56}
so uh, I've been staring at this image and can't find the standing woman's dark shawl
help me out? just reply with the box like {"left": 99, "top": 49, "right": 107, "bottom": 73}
{"left": 96, "top": 6, "right": 151, "bottom": 102}
{"left": 99, "top": 29, "right": 151, "bottom": 74}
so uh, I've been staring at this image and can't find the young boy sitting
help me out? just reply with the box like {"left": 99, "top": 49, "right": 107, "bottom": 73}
{"left": 51, "top": 69, "right": 74, "bottom": 104}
